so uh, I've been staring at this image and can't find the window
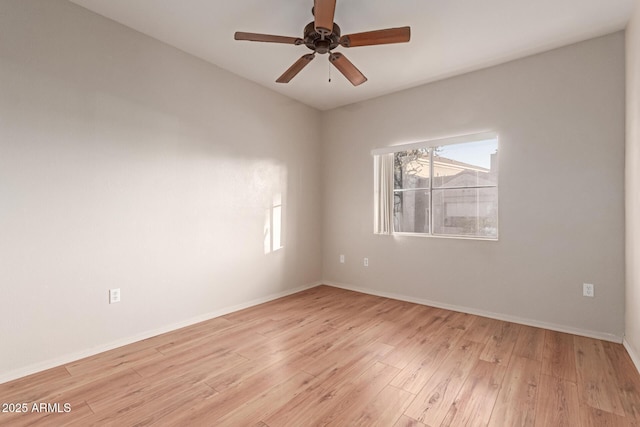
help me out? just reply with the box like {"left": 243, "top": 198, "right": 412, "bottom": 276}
{"left": 374, "top": 132, "right": 498, "bottom": 239}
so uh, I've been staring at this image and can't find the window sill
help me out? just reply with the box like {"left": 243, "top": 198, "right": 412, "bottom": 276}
{"left": 391, "top": 232, "right": 499, "bottom": 242}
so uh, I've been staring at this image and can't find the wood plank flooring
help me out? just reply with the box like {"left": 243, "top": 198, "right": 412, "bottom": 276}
{"left": 1, "top": 285, "right": 640, "bottom": 426}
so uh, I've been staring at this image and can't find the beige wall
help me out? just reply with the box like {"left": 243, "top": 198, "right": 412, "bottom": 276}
{"left": 321, "top": 33, "right": 626, "bottom": 340}
{"left": 626, "top": 0, "right": 640, "bottom": 367}
{"left": 0, "top": 0, "right": 322, "bottom": 380}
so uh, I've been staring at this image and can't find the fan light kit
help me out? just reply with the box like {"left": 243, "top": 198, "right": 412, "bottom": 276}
{"left": 234, "top": 0, "right": 411, "bottom": 86}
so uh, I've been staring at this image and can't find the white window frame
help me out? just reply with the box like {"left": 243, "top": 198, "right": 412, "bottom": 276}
{"left": 372, "top": 131, "right": 499, "bottom": 240}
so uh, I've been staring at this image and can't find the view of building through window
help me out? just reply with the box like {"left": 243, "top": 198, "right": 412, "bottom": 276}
{"left": 393, "top": 137, "right": 498, "bottom": 238}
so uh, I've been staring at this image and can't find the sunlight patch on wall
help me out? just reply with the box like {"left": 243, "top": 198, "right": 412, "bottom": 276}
{"left": 265, "top": 193, "right": 283, "bottom": 254}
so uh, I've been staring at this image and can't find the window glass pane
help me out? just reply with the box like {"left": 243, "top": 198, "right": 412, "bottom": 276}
{"left": 432, "top": 187, "right": 498, "bottom": 238}
{"left": 393, "top": 190, "right": 430, "bottom": 233}
{"left": 394, "top": 148, "right": 430, "bottom": 190}
{"left": 432, "top": 139, "right": 498, "bottom": 188}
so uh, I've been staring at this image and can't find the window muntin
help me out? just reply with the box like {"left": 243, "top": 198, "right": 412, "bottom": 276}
{"left": 390, "top": 135, "right": 498, "bottom": 239}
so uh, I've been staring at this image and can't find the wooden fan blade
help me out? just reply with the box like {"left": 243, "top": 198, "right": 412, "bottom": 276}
{"left": 314, "top": 0, "right": 336, "bottom": 35}
{"left": 339, "top": 26, "right": 411, "bottom": 47}
{"left": 329, "top": 53, "right": 367, "bottom": 86}
{"left": 235, "top": 32, "right": 302, "bottom": 45}
{"left": 276, "top": 54, "right": 315, "bottom": 83}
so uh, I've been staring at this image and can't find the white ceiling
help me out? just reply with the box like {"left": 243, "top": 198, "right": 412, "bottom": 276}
{"left": 69, "top": 0, "right": 634, "bottom": 111}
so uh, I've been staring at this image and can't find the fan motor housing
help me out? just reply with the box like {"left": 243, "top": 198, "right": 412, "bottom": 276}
{"left": 303, "top": 21, "right": 341, "bottom": 54}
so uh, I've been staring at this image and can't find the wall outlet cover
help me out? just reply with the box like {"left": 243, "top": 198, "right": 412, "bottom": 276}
{"left": 109, "top": 288, "right": 121, "bottom": 304}
{"left": 583, "top": 283, "right": 594, "bottom": 298}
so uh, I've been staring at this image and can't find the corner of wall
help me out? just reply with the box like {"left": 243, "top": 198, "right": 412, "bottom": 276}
{"left": 625, "top": 0, "right": 640, "bottom": 376}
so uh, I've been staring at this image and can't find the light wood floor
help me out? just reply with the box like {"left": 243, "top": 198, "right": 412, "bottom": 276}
{"left": 2, "top": 285, "right": 640, "bottom": 426}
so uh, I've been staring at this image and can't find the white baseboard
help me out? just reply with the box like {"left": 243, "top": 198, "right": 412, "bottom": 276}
{"left": 323, "top": 281, "right": 623, "bottom": 344}
{"left": 624, "top": 338, "right": 640, "bottom": 375}
{"left": 0, "top": 281, "right": 322, "bottom": 385}
{"left": 3, "top": 280, "right": 626, "bottom": 385}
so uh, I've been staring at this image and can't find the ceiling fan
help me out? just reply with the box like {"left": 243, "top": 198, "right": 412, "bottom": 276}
{"left": 234, "top": 0, "right": 411, "bottom": 86}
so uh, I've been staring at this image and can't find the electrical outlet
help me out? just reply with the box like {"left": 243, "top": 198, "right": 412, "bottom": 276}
{"left": 583, "top": 283, "right": 594, "bottom": 298}
{"left": 109, "top": 288, "right": 121, "bottom": 304}
{"left": 340, "top": 254, "right": 345, "bottom": 263}
{"left": 364, "top": 257, "right": 369, "bottom": 267}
